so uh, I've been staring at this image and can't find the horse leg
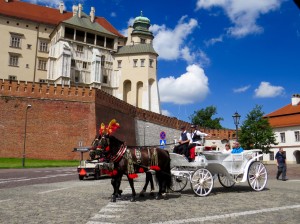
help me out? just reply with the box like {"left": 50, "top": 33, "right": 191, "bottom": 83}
{"left": 111, "top": 174, "right": 123, "bottom": 202}
{"left": 111, "top": 177, "right": 118, "bottom": 202}
{"left": 139, "top": 172, "right": 150, "bottom": 197}
{"left": 128, "top": 176, "right": 136, "bottom": 202}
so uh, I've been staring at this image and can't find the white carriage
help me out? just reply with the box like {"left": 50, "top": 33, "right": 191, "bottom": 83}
{"left": 169, "top": 147, "right": 268, "bottom": 196}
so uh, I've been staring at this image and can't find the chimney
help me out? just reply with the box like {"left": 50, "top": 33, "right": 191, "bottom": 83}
{"left": 59, "top": 2, "right": 64, "bottom": 14}
{"left": 72, "top": 5, "right": 78, "bottom": 16}
{"left": 292, "top": 94, "right": 300, "bottom": 106}
{"left": 78, "top": 4, "right": 83, "bottom": 18}
{"left": 90, "top": 7, "right": 95, "bottom": 23}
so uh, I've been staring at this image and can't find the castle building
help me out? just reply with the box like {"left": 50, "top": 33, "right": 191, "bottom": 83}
{"left": 0, "top": 0, "right": 161, "bottom": 113}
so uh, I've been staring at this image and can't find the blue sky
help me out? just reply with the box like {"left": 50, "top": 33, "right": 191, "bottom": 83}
{"left": 24, "top": 0, "right": 300, "bottom": 129}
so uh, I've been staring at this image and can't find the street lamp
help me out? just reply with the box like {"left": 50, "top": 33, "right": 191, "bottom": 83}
{"left": 22, "top": 104, "right": 32, "bottom": 167}
{"left": 232, "top": 111, "right": 241, "bottom": 141}
{"left": 143, "top": 125, "right": 149, "bottom": 146}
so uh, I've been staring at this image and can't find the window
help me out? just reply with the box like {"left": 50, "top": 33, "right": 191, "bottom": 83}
{"left": 83, "top": 62, "right": 87, "bottom": 69}
{"left": 39, "top": 40, "right": 48, "bottom": 52}
{"left": 106, "top": 38, "right": 114, "bottom": 49}
{"left": 8, "top": 75, "right": 17, "bottom": 80}
{"left": 9, "top": 54, "right": 19, "bottom": 67}
{"left": 102, "top": 75, "right": 108, "bottom": 84}
{"left": 76, "top": 45, "right": 83, "bottom": 52}
{"left": 39, "top": 79, "right": 47, "bottom": 83}
{"left": 27, "top": 44, "right": 32, "bottom": 49}
{"left": 280, "top": 132, "right": 286, "bottom": 143}
{"left": 10, "top": 34, "right": 22, "bottom": 48}
{"left": 295, "top": 131, "right": 300, "bottom": 142}
{"left": 140, "top": 38, "right": 146, "bottom": 44}
{"left": 65, "top": 27, "right": 74, "bottom": 39}
{"left": 149, "top": 59, "right": 153, "bottom": 67}
{"left": 75, "top": 30, "right": 85, "bottom": 42}
{"left": 133, "top": 59, "right": 137, "bottom": 67}
{"left": 75, "top": 71, "right": 80, "bottom": 83}
{"left": 86, "top": 33, "right": 95, "bottom": 44}
{"left": 117, "top": 60, "right": 122, "bottom": 68}
{"left": 269, "top": 151, "right": 274, "bottom": 161}
{"left": 141, "top": 59, "right": 145, "bottom": 67}
{"left": 38, "top": 59, "right": 47, "bottom": 71}
{"left": 101, "top": 55, "right": 105, "bottom": 67}
{"left": 71, "top": 59, "right": 76, "bottom": 67}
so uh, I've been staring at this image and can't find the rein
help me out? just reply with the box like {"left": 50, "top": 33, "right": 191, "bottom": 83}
{"left": 110, "top": 144, "right": 127, "bottom": 163}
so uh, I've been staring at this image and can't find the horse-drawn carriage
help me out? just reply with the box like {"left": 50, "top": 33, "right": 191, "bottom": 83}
{"left": 169, "top": 147, "right": 268, "bottom": 196}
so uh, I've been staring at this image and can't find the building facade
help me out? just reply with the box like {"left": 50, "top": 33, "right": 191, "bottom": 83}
{"left": 263, "top": 94, "right": 300, "bottom": 164}
{"left": 0, "top": 0, "right": 160, "bottom": 113}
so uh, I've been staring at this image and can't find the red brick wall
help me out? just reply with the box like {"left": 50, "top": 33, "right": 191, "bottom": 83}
{"left": 0, "top": 80, "right": 234, "bottom": 160}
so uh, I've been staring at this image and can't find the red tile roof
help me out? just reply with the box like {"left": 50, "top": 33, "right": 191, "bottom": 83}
{"left": 0, "top": 0, "right": 123, "bottom": 37}
{"left": 264, "top": 104, "right": 300, "bottom": 128}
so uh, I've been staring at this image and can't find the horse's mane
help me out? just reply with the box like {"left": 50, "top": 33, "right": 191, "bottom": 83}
{"left": 108, "top": 135, "right": 124, "bottom": 153}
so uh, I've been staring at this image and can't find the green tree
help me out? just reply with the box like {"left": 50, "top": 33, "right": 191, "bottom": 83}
{"left": 239, "top": 105, "right": 277, "bottom": 153}
{"left": 189, "top": 106, "right": 224, "bottom": 129}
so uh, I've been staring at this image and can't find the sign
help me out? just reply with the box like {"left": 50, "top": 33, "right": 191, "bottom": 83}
{"left": 160, "top": 131, "right": 166, "bottom": 140}
{"left": 160, "top": 139, "right": 166, "bottom": 149}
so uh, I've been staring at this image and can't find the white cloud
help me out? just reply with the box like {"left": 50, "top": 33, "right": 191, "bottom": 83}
{"left": 205, "top": 35, "right": 224, "bottom": 46}
{"left": 233, "top": 85, "right": 251, "bottom": 93}
{"left": 196, "top": 0, "right": 282, "bottom": 38}
{"left": 150, "top": 16, "right": 199, "bottom": 63}
{"left": 161, "top": 110, "right": 172, "bottom": 116}
{"left": 254, "top": 82, "right": 284, "bottom": 98}
{"left": 158, "top": 64, "right": 209, "bottom": 105}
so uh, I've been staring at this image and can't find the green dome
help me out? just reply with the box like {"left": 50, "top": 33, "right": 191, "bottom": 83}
{"left": 134, "top": 11, "right": 150, "bottom": 24}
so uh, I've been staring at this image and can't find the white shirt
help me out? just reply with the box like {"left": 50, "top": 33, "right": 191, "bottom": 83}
{"left": 191, "top": 130, "right": 208, "bottom": 144}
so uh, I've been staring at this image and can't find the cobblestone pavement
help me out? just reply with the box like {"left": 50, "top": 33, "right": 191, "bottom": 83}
{"left": 0, "top": 164, "right": 299, "bottom": 224}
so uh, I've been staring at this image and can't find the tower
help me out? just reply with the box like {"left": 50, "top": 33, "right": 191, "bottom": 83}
{"left": 114, "top": 12, "right": 161, "bottom": 113}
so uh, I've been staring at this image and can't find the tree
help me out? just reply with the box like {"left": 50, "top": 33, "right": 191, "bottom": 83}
{"left": 189, "top": 106, "right": 224, "bottom": 129}
{"left": 239, "top": 105, "right": 277, "bottom": 153}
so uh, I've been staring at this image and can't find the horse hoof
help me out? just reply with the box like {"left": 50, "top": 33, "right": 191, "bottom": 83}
{"left": 155, "top": 194, "right": 163, "bottom": 200}
{"left": 139, "top": 189, "right": 146, "bottom": 197}
{"left": 111, "top": 195, "right": 116, "bottom": 202}
{"left": 130, "top": 197, "right": 136, "bottom": 202}
{"left": 149, "top": 190, "right": 155, "bottom": 197}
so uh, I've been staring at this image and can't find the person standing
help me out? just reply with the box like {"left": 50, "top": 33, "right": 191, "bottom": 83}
{"left": 275, "top": 148, "right": 287, "bottom": 181}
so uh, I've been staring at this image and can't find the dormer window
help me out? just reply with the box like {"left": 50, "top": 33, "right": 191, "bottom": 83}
{"left": 141, "top": 38, "right": 146, "bottom": 44}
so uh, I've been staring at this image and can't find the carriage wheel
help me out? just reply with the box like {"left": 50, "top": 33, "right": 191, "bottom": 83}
{"left": 190, "top": 168, "right": 213, "bottom": 197}
{"left": 218, "top": 174, "right": 235, "bottom": 188}
{"left": 169, "top": 174, "right": 188, "bottom": 192}
{"left": 247, "top": 161, "right": 268, "bottom": 191}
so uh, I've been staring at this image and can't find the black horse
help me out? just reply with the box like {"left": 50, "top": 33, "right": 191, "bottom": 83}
{"left": 94, "top": 134, "right": 172, "bottom": 202}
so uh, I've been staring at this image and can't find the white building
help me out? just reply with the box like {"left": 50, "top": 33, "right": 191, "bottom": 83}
{"left": 0, "top": 0, "right": 161, "bottom": 113}
{"left": 263, "top": 94, "right": 300, "bottom": 164}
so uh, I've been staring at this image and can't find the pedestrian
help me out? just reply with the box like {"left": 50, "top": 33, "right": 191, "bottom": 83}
{"left": 275, "top": 148, "right": 287, "bottom": 181}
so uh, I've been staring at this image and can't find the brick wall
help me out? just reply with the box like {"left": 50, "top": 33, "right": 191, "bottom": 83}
{"left": 0, "top": 80, "right": 235, "bottom": 160}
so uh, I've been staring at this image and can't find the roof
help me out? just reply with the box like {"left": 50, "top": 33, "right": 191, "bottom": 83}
{"left": 115, "top": 44, "right": 158, "bottom": 55}
{"left": 62, "top": 12, "right": 116, "bottom": 37}
{"left": 264, "top": 104, "right": 300, "bottom": 128}
{"left": 0, "top": 0, "right": 123, "bottom": 37}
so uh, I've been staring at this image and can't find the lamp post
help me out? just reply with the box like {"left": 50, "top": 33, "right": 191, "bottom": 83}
{"left": 22, "top": 104, "right": 32, "bottom": 167}
{"left": 232, "top": 111, "right": 241, "bottom": 141}
{"left": 143, "top": 125, "right": 149, "bottom": 146}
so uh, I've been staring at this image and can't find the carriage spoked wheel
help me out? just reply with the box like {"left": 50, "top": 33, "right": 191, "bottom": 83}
{"left": 169, "top": 168, "right": 188, "bottom": 192}
{"left": 190, "top": 168, "right": 214, "bottom": 197}
{"left": 218, "top": 174, "right": 236, "bottom": 188}
{"left": 247, "top": 161, "right": 268, "bottom": 191}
